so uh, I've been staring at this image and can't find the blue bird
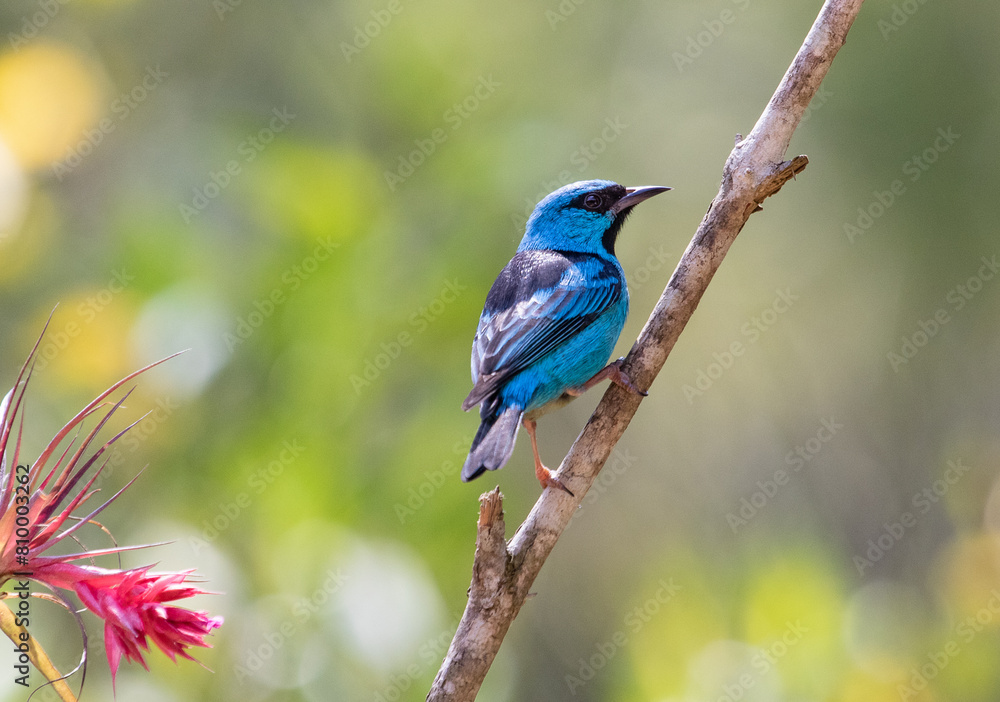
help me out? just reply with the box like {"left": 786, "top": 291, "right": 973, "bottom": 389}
{"left": 461, "top": 179, "right": 670, "bottom": 495}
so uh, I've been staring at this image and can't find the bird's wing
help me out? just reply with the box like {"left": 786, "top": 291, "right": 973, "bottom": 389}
{"left": 463, "top": 250, "right": 621, "bottom": 411}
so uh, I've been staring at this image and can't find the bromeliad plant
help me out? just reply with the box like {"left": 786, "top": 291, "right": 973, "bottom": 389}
{"left": 0, "top": 331, "right": 222, "bottom": 700}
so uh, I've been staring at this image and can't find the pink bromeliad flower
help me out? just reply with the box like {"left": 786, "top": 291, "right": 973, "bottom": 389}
{"left": 0, "top": 330, "right": 222, "bottom": 693}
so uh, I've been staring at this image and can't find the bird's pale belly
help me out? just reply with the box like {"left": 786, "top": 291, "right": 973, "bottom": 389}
{"left": 523, "top": 391, "right": 577, "bottom": 422}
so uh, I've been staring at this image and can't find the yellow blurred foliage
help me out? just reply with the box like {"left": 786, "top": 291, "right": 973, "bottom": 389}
{"left": 837, "top": 668, "right": 931, "bottom": 702}
{"left": 743, "top": 554, "right": 846, "bottom": 694}
{"left": 77, "top": 0, "right": 138, "bottom": 6}
{"left": 245, "top": 144, "right": 382, "bottom": 246}
{"left": 628, "top": 556, "right": 728, "bottom": 698}
{"left": 0, "top": 190, "right": 57, "bottom": 282}
{"left": 935, "top": 533, "right": 1000, "bottom": 622}
{"left": 0, "top": 43, "right": 102, "bottom": 170}
{"left": 31, "top": 293, "right": 137, "bottom": 392}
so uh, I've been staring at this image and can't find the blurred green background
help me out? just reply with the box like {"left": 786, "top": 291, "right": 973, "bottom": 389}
{"left": 1, "top": 0, "right": 999, "bottom": 700}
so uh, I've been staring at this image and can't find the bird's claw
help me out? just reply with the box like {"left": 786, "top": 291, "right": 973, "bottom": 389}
{"left": 536, "top": 461, "right": 574, "bottom": 496}
{"left": 566, "top": 358, "right": 648, "bottom": 397}
{"left": 524, "top": 417, "right": 575, "bottom": 496}
{"left": 608, "top": 358, "right": 647, "bottom": 397}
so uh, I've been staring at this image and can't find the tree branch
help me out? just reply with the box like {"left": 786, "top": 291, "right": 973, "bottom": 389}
{"left": 428, "top": 1, "right": 866, "bottom": 699}
{"left": 0, "top": 599, "right": 78, "bottom": 702}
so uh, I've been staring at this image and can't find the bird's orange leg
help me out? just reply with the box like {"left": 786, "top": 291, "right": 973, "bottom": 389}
{"left": 565, "top": 358, "right": 648, "bottom": 397}
{"left": 522, "top": 418, "right": 574, "bottom": 496}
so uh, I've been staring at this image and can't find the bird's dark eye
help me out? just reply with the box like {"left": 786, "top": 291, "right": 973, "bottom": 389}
{"left": 583, "top": 193, "right": 603, "bottom": 210}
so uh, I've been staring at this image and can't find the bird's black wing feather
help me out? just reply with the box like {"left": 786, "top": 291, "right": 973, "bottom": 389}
{"left": 463, "top": 250, "right": 621, "bottom": 410}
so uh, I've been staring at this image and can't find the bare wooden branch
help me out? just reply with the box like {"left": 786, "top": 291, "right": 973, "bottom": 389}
{"left": 428, "top": 1, "right": 866, "bottom": 699}
{"left": 429, "top": 489, "right": 514, "bottom": 701}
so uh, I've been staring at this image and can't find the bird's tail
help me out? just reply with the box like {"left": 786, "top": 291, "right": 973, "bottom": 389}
{"left": 461, "top": 404, "right": 522, "bottom": 482}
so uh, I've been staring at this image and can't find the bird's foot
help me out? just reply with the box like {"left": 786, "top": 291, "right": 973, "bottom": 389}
{"left": 523, "top": 416, "right": 574, "bottom": 496}
{"left": 607, "top": 358, "right": 648, "bottom": 396}
{"left": 536, "top": 460, "right": 574, "bottom": 496}
{"left": 566, "top": 358, "right": 648, "bottom": 397}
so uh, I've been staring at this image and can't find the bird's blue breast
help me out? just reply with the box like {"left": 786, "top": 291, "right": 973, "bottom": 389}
{"left": 510, "top": 291, "right": 627, "bottom": 412}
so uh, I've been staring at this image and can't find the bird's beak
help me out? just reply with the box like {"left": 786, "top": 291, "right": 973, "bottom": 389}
{"left": 611, "top": 185, "right": 672, "bottom": 215}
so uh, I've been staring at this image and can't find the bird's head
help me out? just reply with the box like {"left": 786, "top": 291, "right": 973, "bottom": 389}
{"left": 519, "top": 179, "right": 670, "bottom": 256}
